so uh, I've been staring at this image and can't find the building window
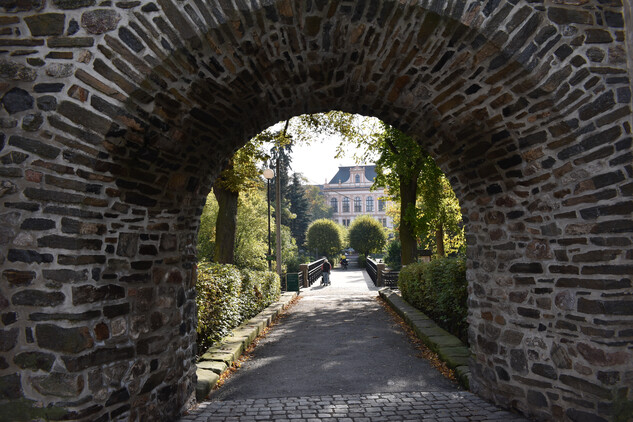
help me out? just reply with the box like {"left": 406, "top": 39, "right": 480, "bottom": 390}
{"left": 366, "top": 197, "right": 374, "bottom": 212}
{"left": 342, "top": 219, "right": 351, "bottom": 227}
{"left": 378, "top": 199, "right": 385, "bottom": 212}
{"left": 381, "top": 218, "right": 387, "bottom": 227}
{"left": 354, "top": 174, "right": 360, "bottom": 184}
{"left": 342, "top": 197, "right": 350, "bottom": 213}
{"left": 354, "top": 197, "right": 362, "bottom": 213}
{"left": 330, "top": 197, "right": 338, "bottom": 212}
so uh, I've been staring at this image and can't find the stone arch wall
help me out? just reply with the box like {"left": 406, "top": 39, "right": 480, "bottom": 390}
{"left": 0, "top": 1, "right": 631, "bottom": 421}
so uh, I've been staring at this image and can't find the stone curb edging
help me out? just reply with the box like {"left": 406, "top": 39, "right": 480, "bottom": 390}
{"left": 195, "top": 292, "right": 299, "bottom": 401}
{"left": 379, "top": 288, "right": 472, "bottom": 390}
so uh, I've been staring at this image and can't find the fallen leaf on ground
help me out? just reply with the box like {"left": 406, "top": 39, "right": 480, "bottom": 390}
{"left": 376, "top": 296, "right": 458, "bottom": 384}
{"left": 214, "top": 295, "right": 302, "bottom": 390}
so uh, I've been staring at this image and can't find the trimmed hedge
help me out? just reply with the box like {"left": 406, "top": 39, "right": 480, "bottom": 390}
{"left": 398, "top": 256, "right": 468, "bottom": 343}
{"left": 196, "top": 261, "right": 281, "bottom": 354}
{"left": 384, "top": 239, "right": 402, "bottom": 271}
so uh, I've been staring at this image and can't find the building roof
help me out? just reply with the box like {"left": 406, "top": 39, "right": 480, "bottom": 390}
{"left": 364, "top": 165, "right": 377, "bottom": 182}
{"left": 328, "top": 165, "right": 376, "bottom": 184}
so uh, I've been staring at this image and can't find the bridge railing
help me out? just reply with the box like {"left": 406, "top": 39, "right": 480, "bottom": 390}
{"left": 299, "top": 257, "right": 325, "bottom": 287}
{"left": 366, "top": 256, "right": 378, "bottom": 284}
{"left": 382, "top": 270, "right": 399, "bottom": 289}
{"left": 366, "top": 257, "right": 399, "bottom": 289}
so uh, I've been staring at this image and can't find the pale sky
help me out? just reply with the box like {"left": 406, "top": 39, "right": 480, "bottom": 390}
{"left": 289, "top": 134, "right": 365, "bottom": 185}
{"left": 263, "top": 115, "right": 380, "bottom": 185}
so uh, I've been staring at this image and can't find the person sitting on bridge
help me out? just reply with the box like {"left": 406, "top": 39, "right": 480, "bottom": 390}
{"left": 321, "top": 257, "right": 332, "bottom": 286}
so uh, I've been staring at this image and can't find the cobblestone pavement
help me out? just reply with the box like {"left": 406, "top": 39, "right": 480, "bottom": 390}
{"left": 181, "top": 391, "right": 530, "bottom": 421}
{"left": 182, "top": 270, "right": 530, "bottom": 421}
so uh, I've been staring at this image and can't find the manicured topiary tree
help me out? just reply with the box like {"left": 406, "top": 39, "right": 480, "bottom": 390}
{"left": 306, "top": 219, "right": 345, "bottom": 260}
{"left": 348, "top": 215, "right": 387, "bottom": 257}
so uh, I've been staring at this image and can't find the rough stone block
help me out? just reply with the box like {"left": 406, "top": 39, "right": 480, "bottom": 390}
{"left": 2, "top": 270, "right": 36, "bottom": 286}
{"left": 199, "top": 351, "right": 235, "bottom": 366}
{"left": 62, "top": 346, "right": 134, "bottom": 372}
{"left": 36, "top": 324, "right": 93, "bottom": 353}
{"left": 2, "top": 88, "right": 34, "bottom": 114}
{"left": 197, "top": 360, "right": 227, "bottom": 375}
{"left": 0, "top": 328, "right": 18, "bottom": 351}
{"left": 12, "top": 290, "right": 64, "bottom": 307}
{"left": 214, "top": 341, "right": 244, "bottom": 362}
{"left": 455, "top": 365, "right": 471, "bottom": 390}
{"left": 225, "top": 328, "right": 256, "bottom": 347}
{"left": 47, "top": 37, "right": 95, "bottom": 48}
{"left": 81, "top": 9, "right": 121, "bottom": 34}
{"left": 30, "top": 372, "right": 83, "bottom": 398}
{"left": 195, "top": 369, "right": 219, "bottom": 401}
{"left": 437, "top": 346, "right": 471, "bottom": 369}
{"left": 0, "top": 373, "right": 22, "bottom": 400}
{"left": 559, "top": 375, "right": 611, "bottom": 399}
{"left": 14, "top": 351, "right": 55, "bottom": 371}
{"left": 52, "top": 0, "right": 95, "bottom": 8}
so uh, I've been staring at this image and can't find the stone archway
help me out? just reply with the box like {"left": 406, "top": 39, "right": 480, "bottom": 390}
{"left": 0, "top": 1, "right": 631, "bottom": 421}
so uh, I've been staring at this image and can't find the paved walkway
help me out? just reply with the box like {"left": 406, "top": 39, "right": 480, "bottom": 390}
{"left": 182, "top": 269, "right": 530, "bottom": 421}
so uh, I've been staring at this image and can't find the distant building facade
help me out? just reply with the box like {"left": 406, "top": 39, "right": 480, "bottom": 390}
{"left": 322, "top": 165, "right": 393, "bottom": 229}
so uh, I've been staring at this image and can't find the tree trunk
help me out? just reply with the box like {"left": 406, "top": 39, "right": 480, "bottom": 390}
{"left": 213, "top": 184, "right": 238, "bottom": 264}
{"left": 435, "top": 223, "right": 445, "bottom": 257}
{"left": 400, "top": 173, "right": 418, "bottom": 266}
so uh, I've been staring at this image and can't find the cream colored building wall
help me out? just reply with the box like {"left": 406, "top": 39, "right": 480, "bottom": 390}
{"left": 322, "top": 166, "right": 393, "bottom": 229}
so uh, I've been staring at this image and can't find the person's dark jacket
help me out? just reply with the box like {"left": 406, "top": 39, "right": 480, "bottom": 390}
{"left": 322, "top": 261, "right": 331, "bottom": 273}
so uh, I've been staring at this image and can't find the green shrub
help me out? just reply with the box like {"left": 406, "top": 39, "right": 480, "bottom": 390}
{"left": 239, "top": 269, "right": 281, "bottom": 320}
{"left": 384, "top": 239, "right": 401, "bottom": 271}
{"left": 398, "top": 256, "right": 468, "bottom": 343}
{"left": 357, "top": 254, "right": 366, "bottom": 269}
{"left": 196, "top": 262, "right": 242, "bottom": 353}
{"left": 196, "top": 262, "right": 281, "bottom": 355}
{"left": 285, "top": 253, "right": 308, "bottom": 273}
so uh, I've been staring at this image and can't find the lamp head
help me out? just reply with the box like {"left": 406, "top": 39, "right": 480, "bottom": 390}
{"left": 262, "top": 168, "right": 274, "bottom": 180}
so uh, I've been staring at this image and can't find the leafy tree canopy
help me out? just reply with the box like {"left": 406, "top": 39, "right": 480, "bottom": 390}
{"left": 415, "top": 156, "right": 465, "bottom": 256}
{"left": 370, "top": 123, "right": 465, "bottom": 258}
{"left": 372, "top": 122, "right": 428, "bottom": 197}
{"left": 198, "top": 187, "right": 268, "bottom": 270}
{"left": 214, "top": 138, "right": 269, "bottom": 194}
{"left": 287, "top": 173, "right": 311, "bottom": 247}
{"left": 304, "top": 184, "right": 334, "bottom": 222}
{"left": 211, "top": 137, "right": 270, "bottom": 265}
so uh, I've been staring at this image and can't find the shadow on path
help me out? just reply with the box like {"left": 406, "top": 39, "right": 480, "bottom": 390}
{"left": 209, "top": 269, "right": 456, "bottom": 401}
{"left": 183, "top": 269, "right": 531, "bottom": 421}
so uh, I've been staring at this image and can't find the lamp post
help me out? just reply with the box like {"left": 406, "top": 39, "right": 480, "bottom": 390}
{"left": 263, "top": 168, "right": 274, "bottom": 270}
{"left": 275, "top": 157, "right": 282, "bottom": 276}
